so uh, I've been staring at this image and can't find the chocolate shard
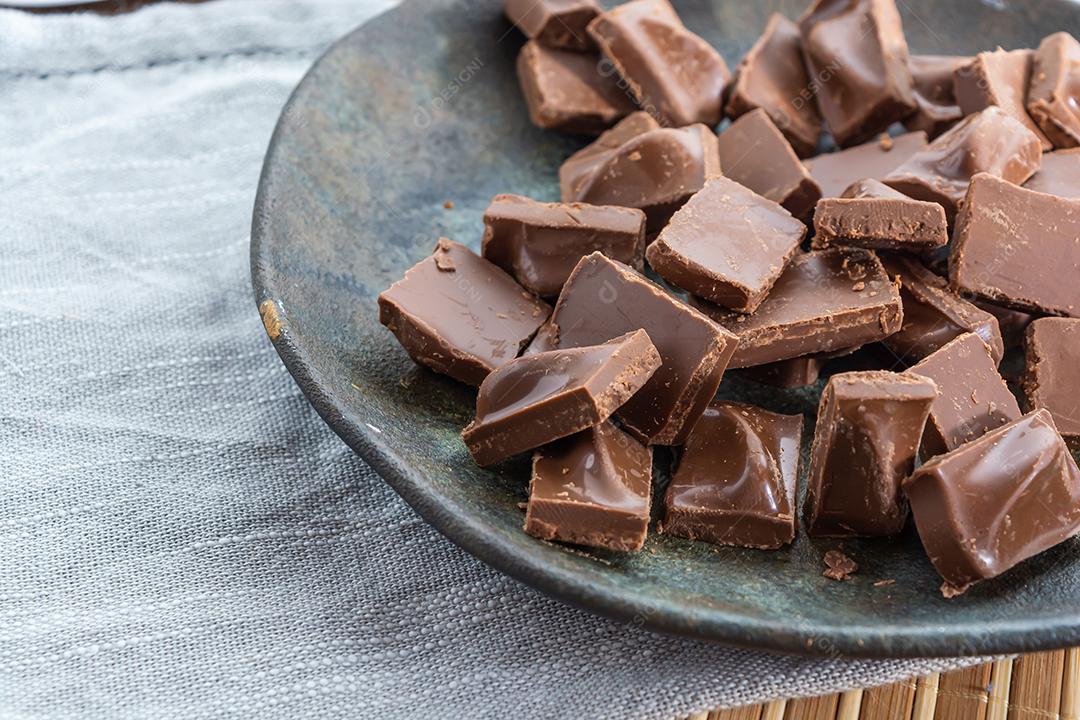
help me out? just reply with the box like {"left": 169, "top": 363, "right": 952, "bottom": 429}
{"left": 481, "top": 194, "right": 646, "bottom": 298}
{"left": 880, "top": 254, "right": 1004, "bottom": 365}
{"left": 646, "top": 176, "right": 806, "bottom": 313}
{"left": 715, "top": 108, "right": 822, "bottom": 220}
{"left": 812, "top": 184, "right": 948, "bottom": 252}
{"left": 742, "top": 355, "right": 826, "bottom": 388}
{"left": 902, "top": 409, "right": 1080, "bottom": 595}
{"left": 724, "top": 13, "right": 823, "bottom": 157}
{"left": 1023, "top": 318, "right": 1080, "bottom": 450}
{"left": 660, "top": 401, "right": 802, "bottom": 550}
{"left": 950, "top": 172, "right": 1080, "bottom": 317}
{"left": 797, "top": 0, "right": 916, "bottom": 148}
{"left": 804, "top": 371, "right": 937, "bottom": 537}
{"left": 908, "top": 332, "right": 1021, "bottom": 461}
{"left": 1023, "top": 147, "right": 1080, "bottom": 198}
{"left": 904, "top": 55, "right": 969, "bottom": 139}
{"left": 587, "top": 0, "right": 729, "bottom": 127}
{"left": 378, "top": 239, "right": 551, "bottom": 386}
{"left": 805, "top": 131, "right": 927, "bottom": 198}
{"left": 954, "top": 48, "right": 1053, "bottom": 151}
{"left": 524, "top": 421, "right": 652, "bottom": 552}
{"left": 461, "top": 329, "right": 661, "bottom": 465}
{"left": 543, "top": 252, "right": 739, "bottom": 445}
{"left": 503, "top": 0, "right": 599, "bottom": 51}
{"left": 883, "top": 106, "right": 1043, "bottom": 223}
{"left": 1028, "top": 32, "right": 1080, "bottom": 149}
{"left": 974, "top": 298, "right": 1033, "bottom": 352}
{"left": 694, "top": 248, "right": 903, "bottom": 368}
{"left": 560, "top": 111, "right": 659, "bottom": 198}
{"left": 516, "top": 41, "right": 636, "bottom": 135}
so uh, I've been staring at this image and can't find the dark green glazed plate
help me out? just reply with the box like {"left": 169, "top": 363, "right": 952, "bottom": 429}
{"left": 251, "top": 0, "right": 1080, "bottom": 657}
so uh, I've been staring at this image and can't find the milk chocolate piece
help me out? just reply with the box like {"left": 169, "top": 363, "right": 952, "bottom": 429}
{"left": 661, "top": 402, "right": 802, "bottom": 549}
{"left": 823, "top": 550, "right": 858, "bottom": 581}
{"left": 908, "top": 332, "right": 1021, "bottom": 461}
{"left": 695, "top": 248, "right": 903, "bottom": 368}
{"left": 503, "top": 0, "right": 599, "bottom": 51}
{"left": 524, "top": 421, "right": 652, "bottom": 552}
{"left": 1023, "top": 147, "right": 1080, "bottom": 198}
{"left": 742, "top": 355, "right": 826, "bottom": 388}
{"left": 481, "top": 194, "right": 646, "bottom": 297}
{"left": 461, "top": 330, "right": 661, "bottom": 465}
{"left": 839, "top": 178, "right": 907, "bottom": 200}
{"left": 798, "top": 0, "right": 916, "bottom": 147}
{"left": 1028, "top": 33, "right": 1080, "bottom": 149}
{"left": 378, "top": 239, "right": 551, "bottom": 386}
{"left": 646, "top": 177, "right": 806, "bottom": 313}
{"left": 954, "top": 49, "right": 1052, "bottom": 151}
{"left": 560, "top": 111, "right": 659, "bottom": 198}
{"left": 880, "top": 254, "right": 1003, "bottom": 365}
{"left": 884, "top": 106, "right": 1043, "bottom": 223}
{"left": 1023, "top": 318, "right": 1080, "bottom": 450}
{"left": 544, "top": 253, "right": 738, "bottom": 445}
{"left": 903, "top": 409, "right": 1080, "bottom": 595}
{"left": 904, "top": 55, "right": 968, "bottom": 139}
{"left": 804, "top": 371, "right": 937, "bottom": 537}
{"left": 805, "top": 131, "right": 927, "bottom": 198}
{"left": 587, "top": 0, "right": 729, "bottom": 127}
{"left": 974, "top": 298, "right": 1033, "bottom": 351}
{"left": 724, "top": 13, "right": 822, "bottom": 157}
{"left": 516, "top": 42, "right": 636, "bottom": 135}
{"left": 951, "top": 173, "right": 1080, "bottom": 317}
{"left": 812, "top": 185, "right": 948, "bottom": 252}
{"left": 715, "top": 109, "right": 822, "bottom": 219}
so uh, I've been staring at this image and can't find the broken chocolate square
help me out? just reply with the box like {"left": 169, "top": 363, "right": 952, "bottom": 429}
{"left": 954, "top": 48, "right": 1052, "bottom": 150}
{"left": 805, "top": 131, "right": 927, "bottom": 198}
{"left": 503, "top": 0, "right": 600, "bottom": 51}
{"left": 1028, "top": 32, "right": 1080, "bottom": 149}
{"left": 1023, "top": 317, "right": 1080, "bottom": 450}
{"left": 905, "top": 54, "right": 969, "bottom": 139}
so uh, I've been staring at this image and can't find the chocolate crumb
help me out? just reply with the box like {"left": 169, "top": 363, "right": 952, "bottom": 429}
{"left": 873, "top": 578, "right": 896, "bottom": 587}
{"left": 823, "top": 549, "right": 858, "bottom": 581}
{"left": 879, "top": 133, "right": 894, "bottom": 151}
{"left": 443, "top": 200, "right": 455, "bottom": 209}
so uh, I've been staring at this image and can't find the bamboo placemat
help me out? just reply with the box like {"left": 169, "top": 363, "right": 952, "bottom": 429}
{"left": 685, "top": 648, "right": 1080, "bottom": 720}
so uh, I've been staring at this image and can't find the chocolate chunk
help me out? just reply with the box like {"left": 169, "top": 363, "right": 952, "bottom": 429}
{"left": 950, "top": 172, "right": 1080, "bottom": 317}
{"left": 954, "top": 49, "right": 1052, "bottom": 151}
{"left": 823, "top": 550, "right": 858, "bottom": 581}
{"left": 461, "top": 330, "right": 661, "bottom": 465}
{"left": 884, "top": 106, "right": 1043, "bottom": 223}
{"left": 1023, "top": 318, "right": 1080, "bottom": 450}
{"left": 880, "top": 254, "right": 1003, "bottom": 365}
{"left": 908, "top": 332, "right": 1021, "bottom": 461}
{"left": 524, "top": 421, "right": 652, "bottom": 552}
{"left": 797, "top": 0, "right": 916, "bottom": 147}
{"left": 587, "top": 0, "right": 729, "bottom": 127}
{"left": 715, "top": 108, "right": 822, "bottom": 220}
{"left": 903, "top": 409, "right": 1080, "bottom": 595}
{"left": 560, "top": 111, "right": 659, "bottom": 197}
{"left": 804, "top": 371, "right": 936, "bottom": 537}
{"left": 1023, "top": 147, "right": 1080, "bottom": 198}
{"left": 805, "top": 131, "right": 927, "bottom": 198}
{"left": 812, "top": 183, "right": 947, "bottom": 252}
{"left": 543, "top": 252, "right": 738, "bottom": 445}
{"left": 904, "top": 55, "right": 968, "bottom": 139}
{"left": 378, "top": 239, "right": 551, "bottom": 386}
{"left": 481, "top": 194, "right": 646, "bottom": 297}
{"left": 974, "top": 298, "right": 1034, "bottom": 351}
{"left": 1028, "top": 32, "right": 1080, "bottom": 149}
{"left": 694, "top": 248, "right": 902, "bottom": 368}
{"left": 503, "top": 0, "right": 599, "bottom": 51}
{"left": 660, "top": 401, "right": 802, "bottom": 550}
{"left": 724, "top": 13, "right": 822, "bottom": 157}
{"left": 742, "top": 355, "right": 826, "bottom": 388}
{"left": 645, "top": 176, "right": 806, "bottom": 313}
{"left": 516, "top": 41, "right": 636, "bottom": 135}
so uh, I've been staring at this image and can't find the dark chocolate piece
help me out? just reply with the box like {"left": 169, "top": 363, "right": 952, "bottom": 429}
{"left": 660, "top": 401, "right": 802, "bottom": 550}
{"left": 503, "top": 0, "right": 599, "bottom": 51}
{"left": 1023, "top": 147, "right": 1080, "bottom": 198}
{"left": 884, "top": 106, "right": 1043, "bottom": 223}
{"left": 812, "top": 185, "right": 947, "bottom": 252}
{"left": 950, "top": 172, "right": 1080, "bottom": 317}
{"left": 378, "top": 238, "right": 551, "bottom": 386}
{"left": 524, "top": 421, "right": 652, "bottom": 552}
{"left": 516, "top": 41, "right": 636, "bottom": 135}
{"left": 1023, "top": 318, "right": 1080, "bottom": 450}
{"left": 823, "top": 550, "right": 858, "bottom": 581}
{"left": 805, "top": 131, "right": 927, "bottom": 198}
{"left": 715, "top": 108, "right": 822, "bottom": 220}
{"left": 587, "top": 0, "right": 729, "bottom": 127}
{"left": 481, "top": 194, "right": 646, "bottom": 297}
{"left": 695, "top": 248, "right": 903, "bottom": 368}
{"left": 645, "top": 176, "right": 806, "bottom": 313}
{"left": 1028, "top": 32, "right": 1080, "bottom": 149}
{"left": 804, "top": 371, "right": 937, "bottom": 537}
{"left": 724, "top": 13, "right": 822, "bottom": 157}
{"left": 560, "top": 111, "right": 659, "bottom": 199}
{"left": 903, "top": 409, "right": 1080, "bottom": 595}
{"left": 797, "top": 0, "right": 916, "bottom": 148}
{"left": 543, "top": 252, "right": 738, "bottom": 445}
{"left": 908, "top": 332, "right": 1021, "bottom": 461}
{"left": 955, "top": 48, "right": 1052, "bottom": 151}
{"left": 742, "top": 355, "right": 826, "bottom": 388}
{"left": 904, "top": 55, "right": 968, "bottom": 139}
{"left": 461, "top": 330, "right": 661, "bottom": 465}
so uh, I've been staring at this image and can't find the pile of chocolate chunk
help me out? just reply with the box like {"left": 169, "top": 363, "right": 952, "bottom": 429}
{"left": 378, "top": 0, "right": 1080, "bottom": 597}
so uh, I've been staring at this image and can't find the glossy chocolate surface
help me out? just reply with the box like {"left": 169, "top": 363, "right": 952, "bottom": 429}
{"left": 646, "top": 176, "right": 806, "bottom": 313}
{"left": 503, "top": 0, "right": 599, "bottom": 50}
{"left": 811, "top": 193, "right": 947, "bottom": 252}
{"left": 559, "top": 111, "right": 659, "bottom": 198}
{"left": 1028, "top": 32, "right": 1080, "bottom": 149}
{"left": 1023, "top": 318, "right": 1080, "bottom": 449}
{"left": 805, "top": 131, "right": 927, "bottom": 198}
{"left": 905, "top": 55, "right": 968, "bottom": 139}
{"left": 1023, "top": 147, "right": 1080, "bottom": 198}
{"left": 954, "top": 48, "right": 1052, "bottom": 150}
